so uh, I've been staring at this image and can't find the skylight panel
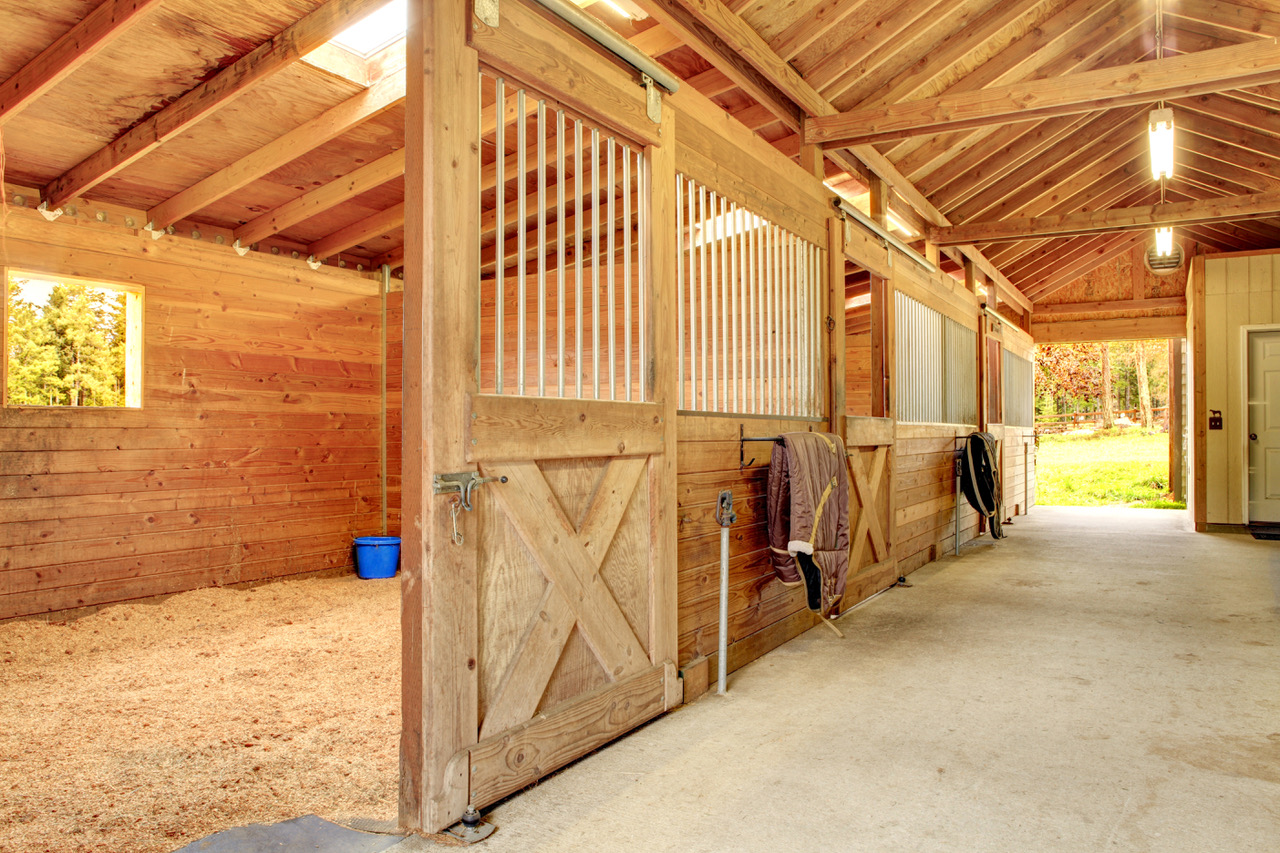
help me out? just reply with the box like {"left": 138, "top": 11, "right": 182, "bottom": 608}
{"left": 330, "top": 0, "right": 407, "bottom": 58}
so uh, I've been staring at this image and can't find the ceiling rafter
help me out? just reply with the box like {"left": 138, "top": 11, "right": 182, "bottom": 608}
{"left": 0, "top": 0, "right": 165, "bottom": 127}
{"left": 827, "top": 0, "right": 1031, "bottom": 111}
{"left": 768, "top": 0, "right": 867, "bottom": 61}
{"left": 985, "top": 169, "right": 1153, "bottom": 269}
{"left": 308, "top": 202, "right": 406, "bottom": 261}
{"left": 148, "top": 72, "right": 406, "bottom": 230}
{"left": 631, "top": 0, "right": 808, "bottom": 130}
{"left": 934, "top": 189, "right": 1280, "bottom": 245}
{"left": 951, "top": 110, "right": 1148, "bottom": 224}
{"left": 41, "top": 0, "right": 389, "bottom": 208}
{"left": 805, "top": 38, "right": 1280, "bottom": 148}
{"left": 1167, "top": 0, "right": 1280, "bottom": 39}
{"left": 630, "top": 0, "right": 1032, "bottom": 312}
{"left": 895, "top": 5, "right": 1146, "bottom": 181}
{"left": 801, "top": 0, "right": 938, "bottom": 94}
{"left": 234, "top": 148, "right": 405, "bottom": 247}
{"left": 1022, "top": 232, "right": 1149, "bottom": 302}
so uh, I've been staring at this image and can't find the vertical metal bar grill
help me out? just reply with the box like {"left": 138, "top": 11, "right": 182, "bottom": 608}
{"left": 675, "top": 174, "right": 824, "bottom": 417}
{"left": 477, "top": 72, "right": 648, "bottom": 402}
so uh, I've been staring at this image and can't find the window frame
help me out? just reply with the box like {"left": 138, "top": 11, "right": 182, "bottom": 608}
{"left": 3, "top": 266, "right": 145, "bottom": 410}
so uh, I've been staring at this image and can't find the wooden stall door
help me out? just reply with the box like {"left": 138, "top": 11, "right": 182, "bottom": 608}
{"left": 461, "top": 396, "right": 677, "bottom": 810}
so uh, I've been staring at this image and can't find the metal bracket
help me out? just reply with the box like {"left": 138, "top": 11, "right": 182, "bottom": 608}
{"left": 232, "top": 239, "right": 250, "bottom": 257}
{"left": 715, "top": 490, "right": 737, "bottom": 527}
{"left": 475, "top": 0, "right": 499, "bottom": 27}
{"left": 433, "top": 471, "right": 507, "bottom": 511}
{"left": 37, "top": 201, "right": 64, "bottom": 222}
{"left": 306, "top": 255, "right": 322, "bottom": 270}
{"left": 445, "top": 805, "right": 495, "bottom": 844}
{"left": 642, "top": 72, "right": 662, "bottom": 124}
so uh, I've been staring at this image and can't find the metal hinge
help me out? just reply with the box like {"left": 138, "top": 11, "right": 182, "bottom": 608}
{"left": 642, "top": 73, "right": 662, "bottom": 124}
{"left": 433, "top": 471, "right": 506, "bottom": 512}
{"left": 475, "top": 0, "right": 499, "bottom": 27}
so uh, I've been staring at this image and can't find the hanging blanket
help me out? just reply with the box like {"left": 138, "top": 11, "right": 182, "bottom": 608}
{"left": 767, "top": 432, "right": 851, "bottom": 617}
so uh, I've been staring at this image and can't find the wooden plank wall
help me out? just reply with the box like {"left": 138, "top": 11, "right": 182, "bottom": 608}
{"left": 846, "top": 303, "right": 872, "bottom": 416}
{"left": 894, "top": 423, "right": 981, "bottom": 575}
{"left": 1198, "top": 249, "right": 1280, "bottom": 527}
{"left": 0, "top": 214, "right": 385, "bottom": 619}
{"left": 676, "top": 415, "right": 821, "bottom": 676}
{"left": 999, "top": 425, "right": 1036, "bottom": 519}
{"left": 676, "top": 414, "right": 898, "bottom": 699}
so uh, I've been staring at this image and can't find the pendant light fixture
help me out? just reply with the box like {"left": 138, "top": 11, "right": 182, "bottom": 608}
{"left": 1149, "top": 107, "right": 1175, "bottom": 180}
{"left": 1149, "top": 1, "right": 1174, "bottom": 180}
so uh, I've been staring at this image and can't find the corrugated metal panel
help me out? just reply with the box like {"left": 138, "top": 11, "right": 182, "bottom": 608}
{"left": 895, "top": 291, "right": 944, "bottom": 423}
{"left": 944, "top": 317, "right": 977, "bottom": 425}
{"left": 1003, "top": 350, "right": 1034, "bottom": 427}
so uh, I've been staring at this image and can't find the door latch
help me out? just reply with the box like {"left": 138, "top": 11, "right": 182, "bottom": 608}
{"left": 433, "top": 472, "right": 507, "bottom": 512}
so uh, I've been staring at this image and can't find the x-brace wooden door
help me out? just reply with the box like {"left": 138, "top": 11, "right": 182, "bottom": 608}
{"left": 428, "top": 3, "right": 681, "bottom": 816}
{"left": 461, "top": 393, "right": 679, "bottom": 810}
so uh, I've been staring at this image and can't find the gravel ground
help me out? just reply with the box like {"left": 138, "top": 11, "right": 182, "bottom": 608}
{"left": 0, "top": 575, "right": 401, "bottom": 853}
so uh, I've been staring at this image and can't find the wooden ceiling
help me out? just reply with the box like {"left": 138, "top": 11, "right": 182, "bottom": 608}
{"left": 1, "top": 0, "right": 1278, "bottom": 303}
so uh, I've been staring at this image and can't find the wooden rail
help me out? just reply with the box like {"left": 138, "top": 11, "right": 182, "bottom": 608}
{"left": 1035, "top": 406, "right": 1169, "bottom": 433}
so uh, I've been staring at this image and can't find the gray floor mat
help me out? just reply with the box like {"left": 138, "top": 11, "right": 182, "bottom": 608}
{"left": 173, "top": 814, "right": 404, "bottom": 853}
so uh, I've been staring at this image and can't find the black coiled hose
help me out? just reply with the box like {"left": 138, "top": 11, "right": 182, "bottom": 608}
{"left": 960, "top": 432, "right": 1007, "bottom": 540}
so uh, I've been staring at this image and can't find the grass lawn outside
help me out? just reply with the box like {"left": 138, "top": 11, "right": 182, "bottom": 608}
{"left": 1035, "top": 428, "right": 1185, "bottom": 509}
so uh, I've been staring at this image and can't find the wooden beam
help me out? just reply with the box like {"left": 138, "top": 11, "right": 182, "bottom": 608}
{"left": 399, "top": 0, "right": 480, "bottom": 834}
{"left": 1034, "top": 296, "right": 1186, "bottom": 316}
{"left": 1023, "top": 232, "right": 1148, "bottom": 302}
{"left": 643, "top": 0, "right": 1031, "bottom": 315}
{"left": 234, "top": 149, "right": 405, "bottom": 247}
{"left": 1032, "top": 314, "right": 1189, "bottom": 343}
{"left": 934, "top": 190, "right": 1280, "bottom": 246}
{"left": 0, "top": 0, "right": 164, "bottom": 127}
{"left": 42, "top": 0, "right": 387, "bottom": 207}
{"left": 805, "top": 39, "right": 1280, "bottom": 148}
{"left": 308, "top": 203, "right": 406, "bottom": 260}
{"left": 631, "top": 0, "right": 804, "bottom": 130}
{"left": 148, "top": 72, "right": 405, "bottom": 229}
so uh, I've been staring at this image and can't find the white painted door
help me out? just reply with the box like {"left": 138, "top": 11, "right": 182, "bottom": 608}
{"left": 1246, "top": 329, "right": 1280, "bottom": 522}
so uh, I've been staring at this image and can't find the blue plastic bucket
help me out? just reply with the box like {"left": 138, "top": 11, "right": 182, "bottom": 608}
{"left": 354, "top": 536, "right": 401, "bottom": 579}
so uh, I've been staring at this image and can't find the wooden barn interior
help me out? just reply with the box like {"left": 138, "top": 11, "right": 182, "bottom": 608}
{"left": 2, "top": 0, "right": 1279, "bottom": 843}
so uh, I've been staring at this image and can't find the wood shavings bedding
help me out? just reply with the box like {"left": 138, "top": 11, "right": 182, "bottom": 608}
{"left": 0, "top": 575, "right": 401, "bottom": 853}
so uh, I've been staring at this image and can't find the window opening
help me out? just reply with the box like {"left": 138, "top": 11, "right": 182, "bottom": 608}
{"left": 4, "top": 270, "right": 142, "bottom": 408}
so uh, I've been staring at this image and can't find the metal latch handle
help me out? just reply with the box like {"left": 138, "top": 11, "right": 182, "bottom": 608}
{"left": 433, "top": 472, "right": 507, "bottom": 512}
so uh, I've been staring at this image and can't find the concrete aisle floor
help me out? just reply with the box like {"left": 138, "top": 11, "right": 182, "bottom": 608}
{"left": 476, "top": 507, "right": 1279, "bottom": 853}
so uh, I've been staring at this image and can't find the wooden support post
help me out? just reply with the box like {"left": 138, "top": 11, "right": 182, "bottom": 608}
{"left": 977, "top": 314, "right": 989, "bottom": 432}
{"left": 963, "top": 258, "right": 978, "bottom": 294}
{"left": 798, "top": 125, "right": 825, "bottom": 181}
{"left": 400, "top": 0, "right": 480, "bottom": 834}
{"left": 924, "top": 240, "right": 940, "bottom": 268}
{"left": 827, "top": 216, "right": 846, "bottom": 439}
{"left": 648, "top": 108, "right": 681, "bottom": 707}
{"left": 1190, "top": 255, "right": 1206, "bottom": 529}
{"left": 1170, "top": 337, "right": 1185, "bottom": 503}
{"left": 868, "top": 175, "right": 890, "bottom": 229}
{"left": 869, "top": 176, "right": 891, "bottom": 419}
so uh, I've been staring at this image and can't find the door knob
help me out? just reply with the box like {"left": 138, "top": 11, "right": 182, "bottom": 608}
{"left": 1250, "top": 433, "right": 1258, "bottom": 441}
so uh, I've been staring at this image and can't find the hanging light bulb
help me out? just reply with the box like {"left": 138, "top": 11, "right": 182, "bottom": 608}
{"left": 1149, "top": 107, "right": 1175, "bottom": 180}
{"left": 1155, "top": 226, "right": 1174, "bottom": 257}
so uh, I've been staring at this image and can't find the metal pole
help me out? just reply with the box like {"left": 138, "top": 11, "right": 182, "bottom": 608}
{"left": 715, "top": 490, "right": 737, "bottom": 695}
